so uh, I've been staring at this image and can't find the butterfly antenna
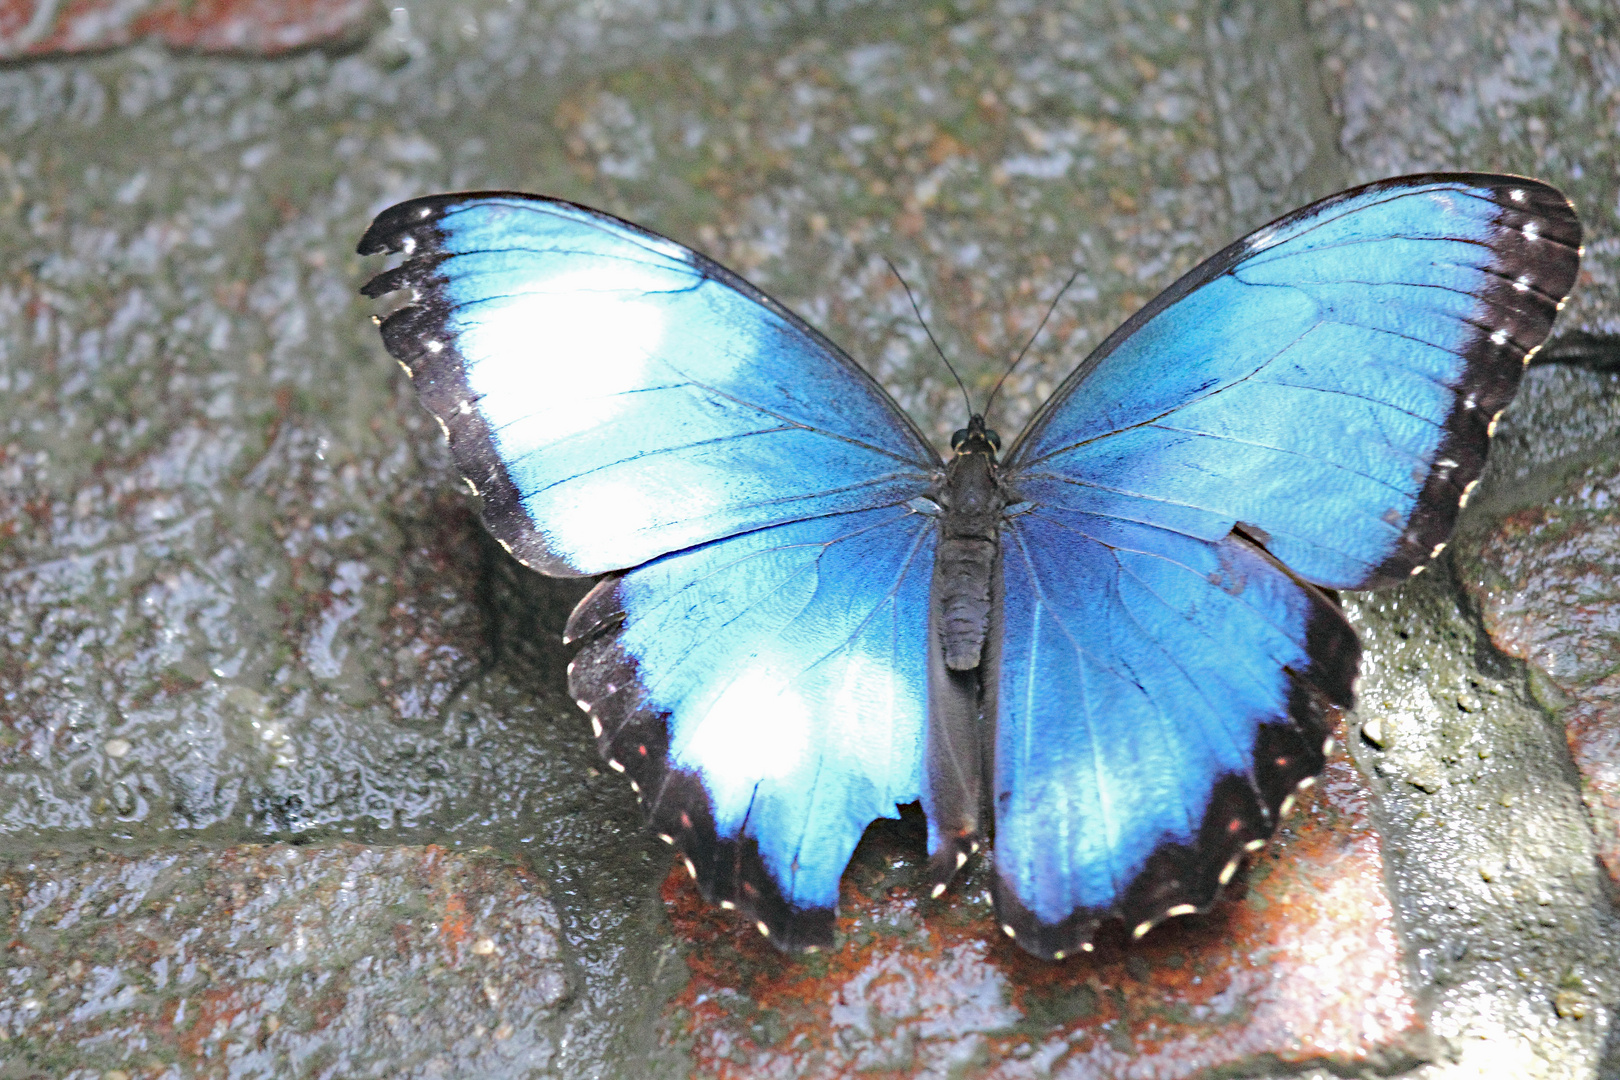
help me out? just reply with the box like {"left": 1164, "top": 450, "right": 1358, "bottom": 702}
{"left": 885, "top": 257, "right": 974, "bottom": 418}
{"left": 985, "top": 266, "right": 1084, "bottom": 417}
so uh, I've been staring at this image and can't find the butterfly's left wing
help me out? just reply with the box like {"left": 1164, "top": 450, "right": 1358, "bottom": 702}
{"left": 358, "top": 193, "right": 940, "bottom": 577}
{"left": 566, "top": 502, "right": 937, "bottom": 950}
{"left": 359, "top": 193, "right": 944, "bottom": 950}
{"left": 989, "top": 174, "right": 1580, "bottom": 958}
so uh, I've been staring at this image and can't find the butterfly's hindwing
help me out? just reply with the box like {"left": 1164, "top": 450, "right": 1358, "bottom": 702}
{"left": 563, "top": 503, "right": 938, "bottom": 949}
{"left": 988, "top": 510, "right": 1357, "bottom": 959}
{"left": 359, "top": 193, "right": 940, "bottom": 578}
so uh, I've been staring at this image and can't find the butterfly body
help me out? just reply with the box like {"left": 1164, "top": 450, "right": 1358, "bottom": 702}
{"left": 360, "top": 174, "right": 1581, "bottom": 959}
{"left": 921, "top": 413, "right": 1007, "bottom": 889}
{"left": 934, "top": 415, "right": 1006, "bottom": 672}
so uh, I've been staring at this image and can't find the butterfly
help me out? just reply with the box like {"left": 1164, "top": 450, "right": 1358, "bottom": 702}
{"left": 359, "top": 174, "right": 1581, "bottom": 960}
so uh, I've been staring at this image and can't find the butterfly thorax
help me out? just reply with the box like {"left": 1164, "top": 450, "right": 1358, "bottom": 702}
{"left": 937, "top": 415, "right": 1006, "bottom": 671}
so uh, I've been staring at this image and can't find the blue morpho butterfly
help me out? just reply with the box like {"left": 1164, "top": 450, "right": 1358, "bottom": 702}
{"left": 359, "top": 174, "right": 1581, "bottom": 960}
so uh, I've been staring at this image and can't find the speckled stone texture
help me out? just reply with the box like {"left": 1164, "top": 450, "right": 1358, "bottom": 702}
{"left": 0, "top": 844, "right": 568, "bottom": 1077}
{"left": 0, "top": 0, "right": 1616, "bottom": 1077}
{"left": 1465, "top": 460, "right": 1620, "bottom": 886}
{"left": 0, "top": 0, "right": 377, "bottom": 58}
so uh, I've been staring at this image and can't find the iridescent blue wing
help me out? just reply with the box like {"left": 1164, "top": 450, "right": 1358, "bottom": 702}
{"left": 991, "top": 174, "right": 1581, "bottom": 957}
{"left": 358, "top": 193, "right": 939, "bottom": 577}
{"left": 989, "top": 510, "right": 1355, "bottom": 958}
{"left": 359, "top": 194, "right": 943, "bottom": 948}
{"left": 1004, "top": 174, "right": 1583, "bottom": 589}
{"left": 565, "top": 504, "right": 936, "bottom": 950}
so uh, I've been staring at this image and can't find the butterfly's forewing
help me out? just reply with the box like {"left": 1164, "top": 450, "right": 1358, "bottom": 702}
{"left": 991, "top": 174, "right": 1580, "bottom": 957}
{"left": 360, "top": 194, "right": 944, "bottom": 948}
{"left": 358, "top": 194, "right": 940, "bottom": 577}
{"left": 1005, "top": 174, "right": 1582, "bottom": 589}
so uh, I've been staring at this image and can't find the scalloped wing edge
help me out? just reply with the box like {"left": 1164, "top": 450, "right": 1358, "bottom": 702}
{"left": 564, "top": 574, "right": 838, "bottom": 952}
{"left": 359, "top": 193, "right": 586, "bottom": 576}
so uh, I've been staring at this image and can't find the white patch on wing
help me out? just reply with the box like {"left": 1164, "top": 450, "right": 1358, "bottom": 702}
{"left": 458, "top": 261, "right": 688, "bottom": 445}
{"left": 671, "top": 664, "right": 813, "bottom": 833}
{"left": 1248, "top": 228, "right": 1281, "bottom": 251}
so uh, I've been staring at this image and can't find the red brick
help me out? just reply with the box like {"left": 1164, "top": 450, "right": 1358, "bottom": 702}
{"left": 662, "top": 726, "right": 1426, "bottom": 1079}
{"left": 0, "top": 0, "right": 375, "bottom": 59}
{"left": 1466, "top": 460, "right": 1620, "bottom": 886}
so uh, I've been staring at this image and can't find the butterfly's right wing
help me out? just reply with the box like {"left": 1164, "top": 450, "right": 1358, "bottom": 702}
{"left": 985, "top": 174, "right": 1579, "bottom": 958}
{"left": 1003, "top": 174, "right": 1581, "bottom": 589}
{"left": 987, "top": 507, "right": 1355, "bottom": 959}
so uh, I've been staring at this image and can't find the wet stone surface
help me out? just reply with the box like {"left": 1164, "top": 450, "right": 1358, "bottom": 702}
{"left": 1463, "top": 453, "right": 1620, "bottom": 887}
{"left": 0, "top": 0, "right": 1616, "bottom": 1076}
{"left": 1341, "top": 564, "right": 1617, "bottom": 1080}
{"left": 0, "top": 0, "right": 379, "bottom": 59}
{"left": 0, "top": 844, "right": 568, "bottom": 1078}
{"left": 664, "top": 742, "right": 1429, "bottom": 1078}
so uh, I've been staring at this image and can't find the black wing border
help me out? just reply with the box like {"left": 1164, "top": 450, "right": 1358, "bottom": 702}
{"left": 985, "top": 528, "right": 1361, "bottom": 961}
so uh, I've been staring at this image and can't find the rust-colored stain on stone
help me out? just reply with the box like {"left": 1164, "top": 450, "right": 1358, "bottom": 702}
{"left": 440, "top": 891, "right": 472, "bottom": 949}
{"left": 0, "top": 0, "right": 375, "bottom": 59}
{"left": 662, "top": 729, "right": 1424, "bottom": 1079}
{"left": 1468, "top": 461, "right": 1620, "bottom": 885}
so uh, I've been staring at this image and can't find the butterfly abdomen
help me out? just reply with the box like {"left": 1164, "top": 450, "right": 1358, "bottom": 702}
{"left": 935, "top": 440, "right": 1006, "bottom": 672}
